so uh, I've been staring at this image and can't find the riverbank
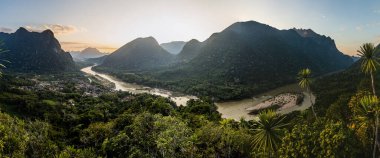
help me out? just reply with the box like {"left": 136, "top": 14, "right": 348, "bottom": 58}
{"left": 215, "top": 84, "right": 315, "bottom": 120}
{"left": 81, "top": 66, "right": 315, "bottom": 120}
{"left": 81, "top": 66, "right": 197, "bottom": 106}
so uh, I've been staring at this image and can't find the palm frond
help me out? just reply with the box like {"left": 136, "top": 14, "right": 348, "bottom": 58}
{"left": 358, "top": 43, "right": 379, "bottom": 74}
{"left": 297, "top": 68, "right": 312, "bottom": 88}
{"left": 360, "top": 95, "right": 379, "bottom": 112}
{"left": 252, "top": 110, "right": 288, "bottom": 153}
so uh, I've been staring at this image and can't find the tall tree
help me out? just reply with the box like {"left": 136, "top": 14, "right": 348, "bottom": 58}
{"left": 252, "top": 110, "right": 287, "bottom": 157}
{"left": 298, "top": 68, "right": 316, "bottom": 117}
{"left": 0, "top": 41, "right": 8, "bottom": 77}
{"left": 358, "top": 43, "right": 379, "bottom": 95}
{"left": 357, "top": 43, "right": 379, "bottom": 158}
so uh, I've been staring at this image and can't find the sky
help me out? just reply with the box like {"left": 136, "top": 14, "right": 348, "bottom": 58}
{"left": 0, "top": 0, "right": 379, "bottom": 55}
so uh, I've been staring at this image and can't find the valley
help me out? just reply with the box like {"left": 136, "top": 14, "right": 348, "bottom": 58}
{"left": 0, "top": 1, "right": 378, "bottom": 155}
{"left": 81, "top": 66, "right": 197, "bottom": 106}
{"left": 82, "top": 65, "right": 315, "bottom": 120}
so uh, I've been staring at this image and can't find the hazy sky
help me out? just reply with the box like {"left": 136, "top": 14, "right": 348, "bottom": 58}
{"left": 0, "top": 0, "right": 379, "bottom": 55}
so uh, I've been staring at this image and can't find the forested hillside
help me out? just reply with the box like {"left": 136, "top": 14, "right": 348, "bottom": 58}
{"left": 95, "top": 21, "right": 353, "bottom": 100}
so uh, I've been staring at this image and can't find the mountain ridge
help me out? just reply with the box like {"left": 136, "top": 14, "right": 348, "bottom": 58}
{"left": 0, "top": 27, "right": 75, "bottom": 72}
{"left": 70, "top": 47, "right": 106, "bottom": 61}
{"left": 160, "top": 41, "right": 186, "bottom": 55}
{"left": 99, "top": 37, "right": 174, "bottom": 71}
{"left": 100, "top": 20, "right": 353, "bottom": 100}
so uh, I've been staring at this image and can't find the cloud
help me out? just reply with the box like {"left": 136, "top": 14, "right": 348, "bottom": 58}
{"left": 355, "top": 26, "right": 362, "bottom": 31}
{"left": 0, "top": 27, "right": 13, "bottom": 33}
{"left": 24, "top": 24, "right": 84, "bottom": 35}
{"left": 374, "top": 10, "right": 380, "bottom": 14}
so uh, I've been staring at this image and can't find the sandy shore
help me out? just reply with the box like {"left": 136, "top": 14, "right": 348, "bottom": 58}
{"left": 215, "top": 84, "right": 315, "bottom": 121}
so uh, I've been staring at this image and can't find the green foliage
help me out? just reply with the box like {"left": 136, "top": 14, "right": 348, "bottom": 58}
{"left": 179, "top": 97, "right": 221, "bottom": 122}
{"left": 0, "top": 112, "right": 28, "bottom": 157}
{"left": 154, "top": 115, "right": 193, "bottom": 158}
{"left": 24, "top": 121, "right": 58, "bottom": 158}
{"left": 80, "top": 122, "right": 114, "bottom": 149}
{"left": 194, "top": 122, "right": 254, "bottom": 157}
{"left": 298, "top": 68, "right": 311, "bottom": 89}
{"left": 252, "top": 110, "right": 288, "bottom": 156}
{"left": 279, "top": 120, "right": 360, "bottom": 157}
{"left": 0, "top": 40, "right": 8, "bottom": 77}
{"left": 0, "top": 70, "right": 374, "bottom": 157}
{"left": 357, "top": 43, "right": 379, "bottom": 74}
{"left": 56, "top": 146, "right": 97, "bottom": 158}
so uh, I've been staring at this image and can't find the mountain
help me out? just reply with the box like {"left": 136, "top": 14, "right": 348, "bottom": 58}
{"left": 0, "top": 27, "right": 75, "bottom": 72}
{"left": 98, "top": 37, "right": 174, "bottom": 71}
{"left": 351, "top": 56, "right": 360, "bottom": 62}
{"left": 93, "top": 21, "right": 353, "bottom": 100}
{"left": 85, "top": 55, "right": 108, "bottom": 65}
{"left": 160, "top": 41, "right": 186, "bottom": 55}
{"left": 131, "top": 21, "right": 354, "bottom": 100}
{"left": 176, "top": 39, "right": 203, "bottom": 63}
{"left": 70, "top": 47, "right": 106, "bottom": 61}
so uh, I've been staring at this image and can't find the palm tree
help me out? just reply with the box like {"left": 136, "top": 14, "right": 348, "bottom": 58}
{"left": 297, "top": 68, "right": 316, "bottom": 117}
{"left": 357, "top": 43, "right": 379, "bottom": 95}
{"left": 358, "top": 43, "right": 380, "bottom": 158}
{"left": 0, "top": 41, "right": 8, "bottom": 77}
{"left": 359, "top": 95, "right": 380, "bottom": 158}
{"left": 252, "top": 110, "right": 288, "bottom": 157}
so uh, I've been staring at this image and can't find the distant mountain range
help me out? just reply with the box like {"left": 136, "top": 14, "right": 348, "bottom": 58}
{"left": 70, "top": 47, "right": 107, "bottom": 61}
{"left": 160, "top": 41, "right": 186, "bottom": 55}
{"left": 95, "top": 21, "right": 354, "bottom": 100}
{"left": 0, "top": 27, "right": 75, "bottom": 72}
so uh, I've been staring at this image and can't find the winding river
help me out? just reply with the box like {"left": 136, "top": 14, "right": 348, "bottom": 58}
{"left": 81, "top": 66, "right": 315, "bottom": 120}
{"left": 81, "top": 66, "right": 197, "bottom": 106}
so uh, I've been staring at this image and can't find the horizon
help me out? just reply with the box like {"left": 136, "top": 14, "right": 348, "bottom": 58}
{"left": 1, "top": 0, "right": 379, "bottom": 55}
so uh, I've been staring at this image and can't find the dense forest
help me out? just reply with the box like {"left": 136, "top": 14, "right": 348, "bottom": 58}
{"left": 1, "top": 45, "right": 380, "bottom": 157}
{"left": 0, "top": 72, "right": 367, "bottom": 158}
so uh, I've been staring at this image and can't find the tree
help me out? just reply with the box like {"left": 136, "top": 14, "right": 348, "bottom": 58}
{"left": 24, "top": 120, "right": 58, "bottom": 157}
{"left": 279, "top": 120, "right": 359, "bottom": 157}
{"left": 359, "top": 95, "right": 380, "bottom": 157}
{"left": 357, "top": 43, "right": 380, "bottom": 158}
{"left": 251, "top": 110, "right": 287, "bottom": 157}
{"left": 0, "top": 41, "right": 8, "bottom": 77}
{"left": 298, "top": 68, "right": 317, "bottom": 118}
{"left": 80, "top": 122, "right": 113, "bottom": 149}
{"left": 348, "top": 91, "right": 374, "bottom": 152}
{"left": 358, "top": 43, "right": 379, "bottom": 95}
{"left": 56, "top": 146, "right": 96, "bottom": 158}
{"left": 154, "top": 115, "right": 193, "bottom": 158}
{"left": 193, "top": 122, "right": 254, "bottom": 158}
{"left": 0, "top": 112, "right": 28, "bottom": 157}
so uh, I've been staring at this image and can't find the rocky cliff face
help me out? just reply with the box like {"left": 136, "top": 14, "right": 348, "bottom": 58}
{"left": 0, "top": 27, "right": 75, "bottom": 72}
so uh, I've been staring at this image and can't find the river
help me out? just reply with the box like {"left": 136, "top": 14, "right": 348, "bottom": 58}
{"left": 81, "top": 66, "right": 315, "bottom": 120}
{"left": 81, "top": 66, "right": 197, "bottom": 106}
